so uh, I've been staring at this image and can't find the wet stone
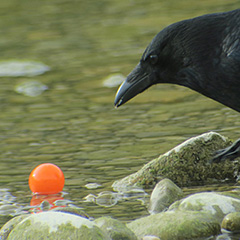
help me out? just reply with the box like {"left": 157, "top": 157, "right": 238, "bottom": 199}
{"left": 221, "top": 212, "right": 240, "bottom": 232}
{"left": 94, "top": 216, "right": 137, "bottom": 240}
{"left": 127, "top": 210, "right": 220, "bottom": 240}
{"left": 2, "top": 212, "right": 110, "bottom": 240}
{"left": 148, "top": 178, "right": 183, "bottom": 214}
{"left": 169, "top": 192, "right": 240, "bottom": 222}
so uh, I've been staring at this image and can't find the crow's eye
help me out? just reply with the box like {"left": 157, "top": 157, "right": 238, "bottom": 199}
{"left": 149, "top": 55, "right": 158, "bottom": 65}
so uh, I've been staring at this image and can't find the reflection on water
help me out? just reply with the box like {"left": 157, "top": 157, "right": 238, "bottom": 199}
{"left": 0, "top": 0, "right": 239, "bottom": 228}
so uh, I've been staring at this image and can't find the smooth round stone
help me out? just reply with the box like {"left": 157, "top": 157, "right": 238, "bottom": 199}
{"left": 221, "top": 212, "right": 240, "bottom": 232}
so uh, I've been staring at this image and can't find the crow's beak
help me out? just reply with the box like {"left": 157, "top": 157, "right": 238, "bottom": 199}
{"left": 114, "top": 64, "right": 151, "bottom": 107}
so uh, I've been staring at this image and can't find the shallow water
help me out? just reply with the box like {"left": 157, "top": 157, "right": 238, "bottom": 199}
{"left": 0, "top": 0, "right": 239, "bottom": 233}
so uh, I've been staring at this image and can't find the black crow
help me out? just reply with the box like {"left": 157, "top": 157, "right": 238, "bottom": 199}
{"left": 114, "top": 9, "right": 240, "bottom": 162}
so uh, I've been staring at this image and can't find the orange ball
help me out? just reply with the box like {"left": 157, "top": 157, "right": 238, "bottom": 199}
{"left": 29, "top": 163, "right": 65, "bottom": 194}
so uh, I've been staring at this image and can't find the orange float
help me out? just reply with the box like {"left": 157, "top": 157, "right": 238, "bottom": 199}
{"left": 29, "top": 163, "right": 65, "bottom": 194}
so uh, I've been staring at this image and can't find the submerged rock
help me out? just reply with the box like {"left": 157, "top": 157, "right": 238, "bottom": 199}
{"left": 0, "top": 60, "right": 50, "bottom": 77}
{"left": 15, "top": 80, "right": 48, "bottom": 97}
{"left": 95, "top": 191, "right": 119, "bottom": 207}
{"left": 94, "top": 216, "right": 137, "bottom": 240}
{"left": 102, "top": 73, "right": 125, "bottom": 88}
{"left": 127, "top": 210, "right": 220, "bottom": 240}
{"left": 113, "top": 132, "right": 238, "bottom": 189}
{"left": 148, "top": 178, "right": 183, "bottom": 214}
{"left": 0, "top": 205, "right": 19, "bottom": 216}
{"left": 85, "top": 183, "right": 102, "bottom": 189}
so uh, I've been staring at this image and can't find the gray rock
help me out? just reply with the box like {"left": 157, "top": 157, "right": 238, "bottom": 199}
{"left": 95, "top": 216, "right": 137, "bottom": 240}
{"left": 3, "top": 212, "right": 110, "bottom": 240}
{"left": 148, "top": 178, "right": 183, "bottom": 214}
{"left": 127, "top": 210, "right": 220, "bottom": 240}
{"left": 113, "top": 132, "right": 236, "bottom": 189}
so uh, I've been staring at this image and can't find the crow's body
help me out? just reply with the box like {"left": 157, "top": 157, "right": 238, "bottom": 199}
{"left": 114, "top": 9, "right": 240, "bottom": 162}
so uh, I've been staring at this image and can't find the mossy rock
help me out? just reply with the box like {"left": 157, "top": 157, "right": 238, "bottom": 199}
{"left": 127, "top": 210, "right": 220, "bottom": 240}
{"left": 5, "top": 212, "right": 110, "bottom": 240}
{"left": 95, "top": 216, "right": 137, "bottom": 240}
{"left": 113, "top": 132, "right": 239, "bottom": 189}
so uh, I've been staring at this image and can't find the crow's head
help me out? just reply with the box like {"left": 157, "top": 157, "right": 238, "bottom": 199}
{"left": 114, "top": 10, "right": 239, "bottom": 108}
{"left": 114, "top": 22, "right": 188, "bottom": 107}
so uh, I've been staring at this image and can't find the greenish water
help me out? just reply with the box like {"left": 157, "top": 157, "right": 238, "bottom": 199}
{"left": 0, "top": 0, "right": 239, "bottom": 230}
